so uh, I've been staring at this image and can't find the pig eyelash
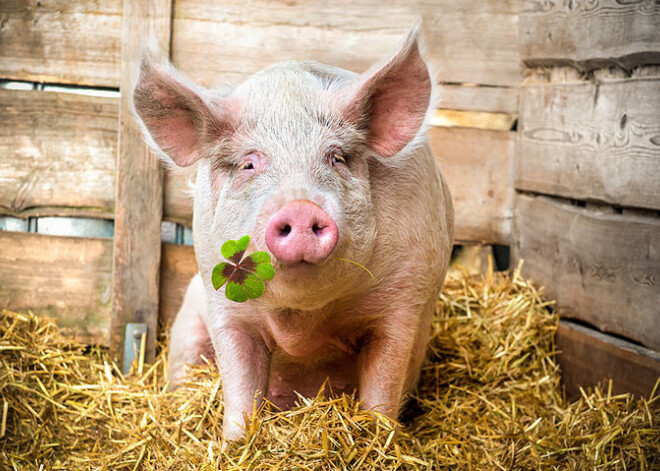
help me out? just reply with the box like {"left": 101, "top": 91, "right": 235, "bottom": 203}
{"left": 329, "top": 151, "right": 347, "bottom": 167}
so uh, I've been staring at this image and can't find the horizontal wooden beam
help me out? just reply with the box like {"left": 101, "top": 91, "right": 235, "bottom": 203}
{"left": 517, "top": 76, "right": 660, "bottom": 211}
{"left": 430, "top": 127, "right": 514, "bottom": 245}
{"left": 0, "top": 231, "right": 113, "bottom": 345}
{"left": 519, "top": 0, "right": 660, "bottom": 70}
{"left": 173, "top": 0, "right": 520, "bottom": 87}
{"left": 513, "top": 193, "right": 660, "bottom": 350}
{"left": 557, "top": 320, "right": 660, "bottom": 401}
{"left": 0, "top": 89, "right": 118, "bottom": 219}
{"left": 0, "top": 0, "right": 122, "bottom": 87}
{"left": 439, "top": 84, "right": 518, "bottom": 114}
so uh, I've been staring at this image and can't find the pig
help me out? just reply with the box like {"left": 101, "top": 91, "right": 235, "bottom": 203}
{"left": 133, "top": 25, "right": 453, "bottom": 441}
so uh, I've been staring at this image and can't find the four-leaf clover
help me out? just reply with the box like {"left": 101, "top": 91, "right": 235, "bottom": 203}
{"left": 211, "top": 235, "right": 275, "bottom": 303}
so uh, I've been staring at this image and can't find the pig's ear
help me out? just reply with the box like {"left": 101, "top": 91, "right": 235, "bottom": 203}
{"left": 133, "top": 55, "right": 234, "bottom": 167}
{"left": 341, "top": 26, "right": 432, "bottom": 157}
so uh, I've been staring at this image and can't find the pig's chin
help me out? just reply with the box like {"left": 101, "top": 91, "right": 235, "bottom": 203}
{"left": 265, "top": 259, "right": 342, "bottom": 310}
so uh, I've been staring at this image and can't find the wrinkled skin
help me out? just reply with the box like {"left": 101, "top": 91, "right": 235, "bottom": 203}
{"left": 134, "top": 26, "right": 453, "bottom": 441}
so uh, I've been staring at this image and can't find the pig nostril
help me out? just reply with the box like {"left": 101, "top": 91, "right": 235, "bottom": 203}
{"left": 279, "top": 224, "right": 291, "bottom": 237}
{"left": 312, "top": 223, "right": 324, "bottom": 236}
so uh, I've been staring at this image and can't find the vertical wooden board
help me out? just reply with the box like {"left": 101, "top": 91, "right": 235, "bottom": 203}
{"left": 111, "top": 0, "right": 172, "bottom": 363}
{"left": 0, "top": 0, "right": 122, "bottom": 87}
{"left": 159, "top": 243, "right": 197, "bottom": 327}
{"left": 513, "top": 194, "right": 660, "bottom": 350}
{"left": 172, "top": 0, "right": 520, "bottom": 88}
{"left": 429, "top": 127, "right": 514, "bottom": 244}
{"left": 519, "top": 0, "right": 660, "bottom": 69}
{"left": 0, "top": 231, "right": 112, "bottom": 345}
{"left": 516, "top": 78, "right": 660, "bottom": 211}
{"left": 557, "top": 321, "right": 660, "bottom": 401}
{"left": 0, "top": 89, "right": 118, "bottom": 219}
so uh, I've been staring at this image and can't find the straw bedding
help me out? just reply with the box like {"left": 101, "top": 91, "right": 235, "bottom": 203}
{"left": 1, "top": 265, "right": 658, "bottom": 470}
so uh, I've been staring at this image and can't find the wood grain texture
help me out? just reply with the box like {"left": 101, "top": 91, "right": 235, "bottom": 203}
{"left": 430, "top": 127, "right": 514, "bottom": 244}
{"left": 159, "top": 243, "right": 197, "bottom": 327}
{"left": 0, "top": 0, "right": 122, "bottom": 87}
{"left": 516, "top": 77, "right": 660, "bottom": 211}
{"left": 557, "top": 321, "right": 660, "bottom": 401}
{"left": 519, "top": 0, "right": 660, "bottom": 69}
{"left": 439, "top": 84, "right": 519, "bottom": 114}
{"left": 513, "top": 194, "right": 660, "bottom": 350}
{"left": 0, "top": 231, "right": 112, "bottom": 345}
{"left": 163, "top": 165, "right": 197, "bottom": 226}
{"left": 0, "top": 89, "right": 118, "bottom": 219}
{"left": 172, "top": 0, "right": 520, "bottom": 88}
{"left": 110, "top": 0, "right": 172, "bottom": 363}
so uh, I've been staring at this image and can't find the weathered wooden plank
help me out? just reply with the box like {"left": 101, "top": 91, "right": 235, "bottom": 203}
{"left": 439, "top": 84, "right": 518, "bottom": 114}
{"left": 513, "top": 194, "right": 660, "bottom": 350}
{"left": 173, "top": 0, "right": 520, "bottom": 88}
{"left": 0, "top": 89, "right": 118, "bottom": 219}
{"left": 0, "top": 0, "right": 122, "bottom": 87}
{"left": 110, "top": 0, "right": 172, "bottom": 364}
{"left": 159, "top": 243, "right": 197, "bottom": 327}
{"left": 163, "top": 165, "right": 197, "bottom": 227}
{"left": 430, "top": 127, "right": 514, "bottom": 244}
{"left": 517, "top": 77, "right": 660, "bottom": 211}
{"left": 519, "top": 0, "right": 660, "bottom": 69}
{"left": 557, "top": 321, "right": 660, "bottom": 401}
{"left": 0, "top": 231, "right": 112, "bottom": 345}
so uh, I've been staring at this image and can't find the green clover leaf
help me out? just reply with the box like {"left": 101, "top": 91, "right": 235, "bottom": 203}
{"left": 211, "top": 235, "right": 275, "bottom": 303}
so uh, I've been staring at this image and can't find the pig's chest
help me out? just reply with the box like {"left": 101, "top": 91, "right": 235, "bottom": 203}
{"left": 264, "top": 309, "right": 362, "bottom": 359}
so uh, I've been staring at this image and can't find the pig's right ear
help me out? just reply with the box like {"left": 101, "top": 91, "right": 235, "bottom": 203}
{"left": 133, "top": 56, "right": 235, "bottom": 167}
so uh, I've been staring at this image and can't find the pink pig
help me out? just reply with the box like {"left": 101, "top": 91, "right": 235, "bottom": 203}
{"left": 133, "top": 25, "right": 453, "bottom": 441}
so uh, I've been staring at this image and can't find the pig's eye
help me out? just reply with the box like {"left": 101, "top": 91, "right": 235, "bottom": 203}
{"left": 239, "top": 162, "right": 254, "bottom": 171}
{"left": 331, "top": 153, "right": 347, "bottom": 166}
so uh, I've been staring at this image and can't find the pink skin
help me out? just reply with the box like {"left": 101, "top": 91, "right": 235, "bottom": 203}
{"left": 265, "top": 200, "right": 339, "bottom": 264}
{"left": 134, "top": 25, "right": 454, "bottom": 442}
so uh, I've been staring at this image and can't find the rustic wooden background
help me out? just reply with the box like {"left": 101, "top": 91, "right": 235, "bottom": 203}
{"left": 0, "top": 0, "right": 658, "bottom": 398}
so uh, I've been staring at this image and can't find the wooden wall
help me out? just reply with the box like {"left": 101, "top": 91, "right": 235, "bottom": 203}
{"left": 0, "top": 0, "right": 518, "bottom": 347}
{"left": 514, "top": 1, "right": 660, "bottom": 399}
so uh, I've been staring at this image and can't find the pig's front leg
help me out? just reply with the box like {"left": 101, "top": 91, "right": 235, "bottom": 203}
{"left": 358, "top": 303, "right": 433, "bottom": 421}
{"left": 213, "top": 324, "right": 270, "bottom": 441}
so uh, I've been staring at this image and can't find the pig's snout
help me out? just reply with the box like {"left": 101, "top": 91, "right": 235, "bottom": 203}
{"left": 265, "top": 200, "right": 338, "bottom": 264}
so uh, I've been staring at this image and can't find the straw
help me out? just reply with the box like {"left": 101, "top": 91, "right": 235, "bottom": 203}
{"left": 1, "top": 266, "right": 658, "bottom": 470}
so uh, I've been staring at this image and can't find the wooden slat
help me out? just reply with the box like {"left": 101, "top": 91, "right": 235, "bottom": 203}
{"left": 513, "top": 194, "right": 660, "bottom": 350}
{"left": 159, "top": 243, "right": 197, "bottom": 327}
{"left": 0, "top": 231, "right": 112, "bottom": 345}
{"left": 519, "top": 0, "right": 660, "bottom": 69}
{"left": 163, "top": 165, "right": 197, "bottom": 227}
{"left": 517, "top": 77, "right": 660, "bottom": 211}
{"left": 430, "top": 127, "right": 514, "bottom": 244}
{"left": 557, "top": 321, "right": 660, "bottom": 401}
{"left": 173, "top": 0, "right": 520, "bottom": 88}
{"left": 110, "top": 0, "right": 172, "bottom": 364}
{"left": 439, "top": 84, "right": 518, "bottom": 114}
{"left": 0, "top": 89, "right": 118, "bottom": 219}
{"left": 0, "top": 0, "right": 121, "bottom": 87}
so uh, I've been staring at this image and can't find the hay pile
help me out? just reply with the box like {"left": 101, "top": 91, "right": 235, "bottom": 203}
{"left": 1, "top": 266, "right": 658, "bottom": 470}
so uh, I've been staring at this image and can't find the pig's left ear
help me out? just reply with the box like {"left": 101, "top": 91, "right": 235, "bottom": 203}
{"left": 341, "top": 26, "right": 432, "bottom": 157}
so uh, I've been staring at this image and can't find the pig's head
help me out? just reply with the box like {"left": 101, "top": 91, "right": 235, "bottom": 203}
{"left": 133, "top": 26, "right": 432, "bottom": 310}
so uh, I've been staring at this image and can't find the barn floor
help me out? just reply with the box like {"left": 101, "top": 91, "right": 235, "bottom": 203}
{"left": 1, "top": 266, "right": 658, "bottom": 470}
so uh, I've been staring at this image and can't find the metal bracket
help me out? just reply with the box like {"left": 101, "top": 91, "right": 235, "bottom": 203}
{"left": 123, "top": 323, "right": 148, "bottom": 374}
